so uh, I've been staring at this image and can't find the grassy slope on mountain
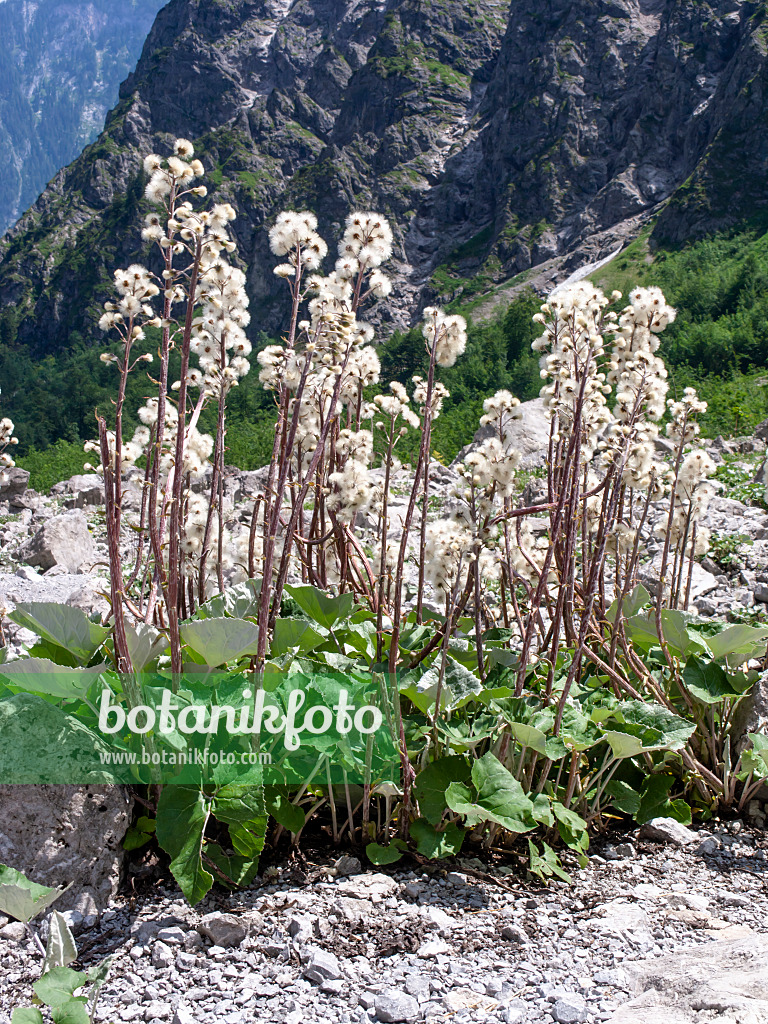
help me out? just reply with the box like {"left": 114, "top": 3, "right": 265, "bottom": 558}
{"left": 7, "top": 222, "right": 768, "bottom": 490}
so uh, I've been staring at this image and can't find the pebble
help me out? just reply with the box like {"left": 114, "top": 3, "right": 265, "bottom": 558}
{"left": 1, "top": 821, "right": 767, "bottom": 1024}
{"left": 374, "top": 989, "right": 420, "bottom": 1022}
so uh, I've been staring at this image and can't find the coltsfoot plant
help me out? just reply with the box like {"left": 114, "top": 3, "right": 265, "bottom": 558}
{"left": 0, "top": 141, "right": 767, "bottom": 902}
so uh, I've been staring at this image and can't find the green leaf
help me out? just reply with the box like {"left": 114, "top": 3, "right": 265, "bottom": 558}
{"left": 601, "top": 731, "right": 646, "bottom": 760}
{"left": 33, "top": 967, "right": 87, "bottom": 1009}
{"left": 337, "top": 621, "right": 377, "bottom": 660}
{"left": 180, "top": 618, "right": 260, "bottom": 667}
{"left": 602, "top": 700, "right": 695, "bottom": 756}
{"left": 705, "top": 624, "right": 768, "bottom": 664}
{"left": 606, "top": 583, "right": 651, "bottom": 623}
{"left": 9, "top": 603, "right": 110, "bottom": 666}
{"left": 405, "top": 656, "right": 483, "bottom": 714}
{"left": 559, "top": 705, "right": 601, "bottom": 752}
{"left": 123, "top": 816, "right": 156, "bottom": 852}
{"left": 212, "top": 785, "right": 267, "bottom": 878}
{"left": 414, "top": 756, "right": 471, "bottom": 826}
{"left": 527, "top": 839, "right": 571, "bottom": 883}
{"left": 51, "top": 999, "right": 90, "bottom": 1024}
{"left": 605, "top": 779, "right": 641, "bottom": 816}
{"left": 625, "top": 609, "right": 691, "bottom": 658}
{"left": 445, "top": 752, "right": 537, "bottom": 835}
{"left": 203, "top": 845, "right": 261, "bottom": 889}
{"left": 0, "top": 659, "right": 106, "bottom": 701}
{"left": 739, "top": 734, "right": 768, "bottom": 780}
{"left": 123, "top": 623, "right": 168, "bottom": 672}
{"left": 197, "top": 580, "right": 262, "bottom": 620}
{"left": 265, "top": 790, "right": 306, "bottom": 833}
{"left": 553, "top": 803, "right": 589, "bottom": 855}
{"left": 228, "top": 822, "right": 267, "bottom": 860}
{"left": 212, "top": 783, "right": 267, "bottom": 825}
{"left": 11, "top": 1009, "right": 44, "bottom": 1024}
{"left": 366, "top": 840, "right": 407, "bottom": 865}
{"left": 0, "top": 865, "right": 70, "bottom": 923}
{"left": 155, "top": 786, "right": 212, "bottom": 905}
{"left": 682, "top": 656, "right": 742, "bottom": 705}
{"left": 284, "top": 585, "right": 356, "bottom": 629}
{"left": 85, "top": 958, "right": 111, "bottom": 1007}
{"left": 410, "top": 819, "right": 465, "bottom": 859}
{"left": 636, "top": 775, "right": 691, "bottom": 825}
{"left": 270, "top": 618, "right": 327, "bottom": 658}
{"left": 43, "top": 911, "right": 78, "bottom": 974}
{"left": 506, "top": 720, "right": 549, "bottom": 756}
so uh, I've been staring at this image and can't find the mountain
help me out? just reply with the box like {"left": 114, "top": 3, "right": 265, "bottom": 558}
{"left": 0, "top": 0, "right": 167, "bottom": 236}
{"left": 1, "top": 0, "right": 767, "bottom": 357}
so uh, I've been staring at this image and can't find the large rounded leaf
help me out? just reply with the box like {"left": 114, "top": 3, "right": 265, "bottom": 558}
{"left": 285, "top": 585, "right": 356, "bottom": 629}
{"left": 180, "top": 618, "right": 260, "bottom": 667}
{"left": 9, "top": 603, "right": 110, "bottom": 666}
{"left": 414, "top": 756, "right": 471, "bottom": 826}
{"left": 0, "top": 658, "right": 106, "bottom": 701}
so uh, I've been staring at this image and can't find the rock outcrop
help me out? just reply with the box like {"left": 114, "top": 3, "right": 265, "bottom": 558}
{"left": 0, "top": 782, "right": 133, "bottom": 915}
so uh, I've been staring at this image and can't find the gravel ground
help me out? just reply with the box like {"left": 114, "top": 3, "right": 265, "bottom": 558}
{"left": 1, "top": 819, "right": 766, "bottom": 1024}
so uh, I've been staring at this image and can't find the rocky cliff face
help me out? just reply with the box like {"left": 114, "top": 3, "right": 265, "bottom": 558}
{"left": 0, "top": 0, "right": 166, "bottom": 236}
{"left": 1, "top": 0, "right": 766, "bottom": 354}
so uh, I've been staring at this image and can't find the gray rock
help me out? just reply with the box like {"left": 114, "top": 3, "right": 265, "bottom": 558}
{"left": 151, "top": 941, "right": 174, "bottom": 969}
{"left": 157, "top": 925, "right": 187, "bottom": 946}
{"left": 374, "top": 988, "right": 420, "bottom": 1023}
{"left": 0, "top": 920, "right": 27, "bottom": 942}
{"left": 404, "top": 976, "right": 430, "bottom": 1002}
{"left": 552, "top": 995, "right": 588, "bottom": 1023}
{"left": 730, "top": 671, "right": 768, "bottom": 753}
{"left": 287, "top": 913, "right": 314, "bottom": 943}
{"left": 637, "top": 817, "right": 696, "bottom": 846}
{"left": 17, "top": 509, "right": 97, "bottom": 572}
{"left": 172, "top": 1009, "right": 197, "bottom": 1024}
{"left": 142, "top": 1002, "right": 171, "bottom": 1021}
{"left": 302, "top": 946, "right": 342, "bottom": 984}
{"left": 64, "top": 579, "right": 110, "bottom": 619}
{"left": 696, "top": 836, "right": 720, "bottom": 856}
{"left": 51, "top": 473, "right": 105, "bottom": 509}
{"left": 198, "top": 912, "right": 248, "bottom": 948}
{"left": 454, "top": 398, "right": 551, "bottom": 470}
{"left": 58, "top": 908, "right": 97, "bottom": 936}
{"left": 0, "top": 782, "right": 131, "bottom": 913}
{"left": 0, "top": 468, "right": 29, "bottom": 499}
{"left": 501, "top": 923, "right": 529, "bottom": 944}
{"left": 334, "top": 854, "right": 362, "bottom": 877}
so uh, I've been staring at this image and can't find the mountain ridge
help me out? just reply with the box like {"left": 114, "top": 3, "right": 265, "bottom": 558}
{"left": 1, "top": 0, "right": 767, "bottom": 357}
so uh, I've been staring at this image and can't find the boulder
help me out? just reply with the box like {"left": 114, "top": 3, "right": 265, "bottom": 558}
{"left": 0, "top": 779, "right": 132, "bottom": 914}
{"left": 0, "top": 467, "right": 29, "bottom": 499}
{"left": 234, "top": 468, "right": 269, "bottom": 502}
{"left": 49, "top": 473, "right": 105, "bottom": 509}
{"left": 638, "top": 558, "right": 718, "bottom": 603}
{"left": 453, "top": 397, "right": 551, "bottom": 470}
{"left": 17, "top": 508, "right": 97, "bottom": 572}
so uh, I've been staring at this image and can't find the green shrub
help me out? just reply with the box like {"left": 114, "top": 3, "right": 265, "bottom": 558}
{"left": 17, "top": 438, "right": 87, "bottom": 492}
